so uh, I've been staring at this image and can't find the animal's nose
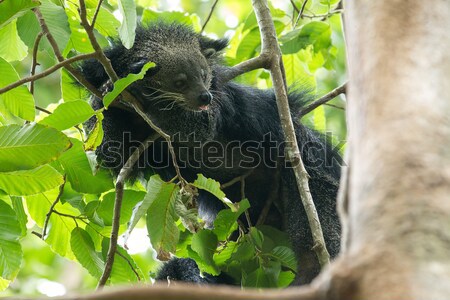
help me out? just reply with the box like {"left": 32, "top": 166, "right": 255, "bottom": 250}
{"left": 198, "top": 91, "right": 212, "bottom": 104}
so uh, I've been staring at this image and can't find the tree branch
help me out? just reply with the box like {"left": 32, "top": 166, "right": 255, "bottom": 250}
{"left": 201, "top": 0, "right": 219, "bottom": 33}
{"left": 252, "top": 0, "right": 330, "bottom": 267}
{"left": 30, "top": 32, "right": 44, "bottom": 94}
{"left": 97, "top": 133, "right": 159, "bottom": 288}
{"left": 0, "top": 53, "right": 97, "bottom": 95}
{"left": 42, "top": 178, "right": 66, "bottom": 239}
{"left": 7, "top": 283, "right": 319, "bottom": 300}
{"left": 300, "top": 82, "right": 347, "bottom": 116}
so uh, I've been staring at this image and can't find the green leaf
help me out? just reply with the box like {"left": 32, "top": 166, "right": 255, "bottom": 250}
{"left": 88, "top": 7, "right": 120, "bottom": 37}
{"left": 0, "top": 57, "right": 35, "bottom": 121}
{"left": 193, "top": 174, "right": 237, "bottom": 211}
{"left": 26, "top": 188, "right": 78, "bottom": 259}
{"left": 38, "top": 101, "right": 96, "bottom": 131}
{"left": 97, "top": 190, "right": 146, "bottom": 226}
{"left": 0, "top": 20, "right": 28, "bottom": 62}
{"left": 0, "top": 165, "right": 64, "bottom": 196}
{"left": 117, "top": 0, "right": 137, "bottom": 49}
{"left": 103, "top": 62, "right": 155, "bottom": 108}
{"left": 0, "top": 123, "right": 72, "bottom": 172}
{"left": 313, "top": 105, "right": 326, "bottom": 132}
{"left": 213, "top": 199, "right": 250, "bottom": 241}
{"left": 190, "top": 230, "right": 219, "bottom": 276}
{"left": 84, "top": 112, "right": 103, "bottom": 151}
{"left": 71, "top": 227, "right": 104, "bottom": 279}
{"left": 280, "top": 21, "right": 332, "bottom": 55}
{"left": 271, "top": 246, "right": 297, "bottom": 272}
{"left": 213, "top": 241, "right": 239, "bottom": 267}
{"left": 145, "top": 175, "right": 180, "bottom": 259}
{"left": 277, "top": 271, "right": 295, "bottom": 288}
{"left": 0, "top": 277, "right": 11, "bottom": 291}
{"left": 249, "top": 227, "right": 264, "bottom": 250}
{"left": 11, "top": 196, "right": 27, "bottom": 237}
{"left": 58, "top": 138, "right": 113, "bottom": 194}
{"left": 61, "top": 69, "right": 88, "bottom": 102}
{"left": 0, "top": 199, "right": 23, "bottom": 280}
{"left": 39, "top": 0, "right": 71, "bottom": 55}
{"left": 0, "top": 0, "right": 39, "bottom": 29}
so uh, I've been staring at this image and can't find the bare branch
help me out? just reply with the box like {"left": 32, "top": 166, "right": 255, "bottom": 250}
{"left": 290, "top": 0, "right": 300, "bottom": 14}
{"left": 294, "top": 0, "right": 309, "bottom": 27}
{"left": 97, "top": 133, "right": 159, "bottom": 288}
{"left": 42, "top": 178, "right": 66, "bottom": 239}
{"left": 30, "top": 32, "right": 44, "bottom": 94}
{"left": 6, "top": 283, "right": 319, "bottom": 300}
{"left": 90, "top": 0, "right": 104, "bottom": 28}
{"left": 0, "top": 53, "right": 97, "bottom": 95}
{"left": 252, "top": 0, "right": 330, "bottom": 267}
{"left": 300, "top": 82, "right": 347, "bottom": 116}
{"left": 201, "top": 0, "right": 219, "bottom": 33}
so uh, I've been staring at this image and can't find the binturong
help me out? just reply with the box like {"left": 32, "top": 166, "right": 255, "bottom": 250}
{"left": 81, "top": 22, "right": 342, "bottom": 286}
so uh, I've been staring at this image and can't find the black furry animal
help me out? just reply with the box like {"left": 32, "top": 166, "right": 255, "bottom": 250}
{"left": 81, "top": 22, "right": 342, "bottom": 286}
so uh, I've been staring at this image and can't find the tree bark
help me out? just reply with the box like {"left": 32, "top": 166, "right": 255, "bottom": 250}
{"left": 326, "top": 0, "right": 450, "bottom": 298}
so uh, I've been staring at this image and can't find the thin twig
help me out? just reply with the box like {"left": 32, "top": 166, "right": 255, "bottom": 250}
{"left": 221, "top": 169, "right": 253, "bottom": 189}
{"left": 300, "top": 82, "right": 347, "bottom": 116}
{"left": 42, "top": 178, "right": 66, "bottom": 239}
{"left": 97, "top": 133, "right": 159, "bottom": 289}
{"left": 201, "top": 0, "right": 219, "bottom": 33}
{"left": 30, "top": 32, "right": 44, "bottom": 94}
{"left": 294, "top": 0, "right": 309, "bottom": 27}
{"left": 324, "top": 103, "right": 345, "bottom": 110}
{"left": 52, "top": 210, "right": 88, "bottom": 220}
{"left": 240, "top": 177, "right": 253, "bottom": 228}
{"left": 290, "top": 0, "right": 300, "bottom": 13}
{"left": 90, "top": 0, "right": 104, "bottom": 28}
{"left": 0, "top": 52, "right": 97, "bottom": 95}
{"left": 302, "top": 9, "right": 344, "bottom": 20}
{"left": 78, "top": 0, "right": 119, "bottom": 82}
{"left": 116, "top": 251, "right": 141, "bottom": 281}
{"left": 35, "top": 106, "right": 52, "bottom": 114}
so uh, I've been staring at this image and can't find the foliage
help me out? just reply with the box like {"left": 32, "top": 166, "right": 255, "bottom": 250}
{"left": 0, "top": 0, "right": 345, "bottom": 296}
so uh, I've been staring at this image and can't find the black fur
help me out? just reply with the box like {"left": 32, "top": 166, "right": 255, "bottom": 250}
{"left": 81, "top": 22, "right": 342, "bottom": 286}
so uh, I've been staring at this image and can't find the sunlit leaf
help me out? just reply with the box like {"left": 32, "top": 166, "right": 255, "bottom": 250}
{"left": 145, "top": 175, "right": 180, "bottom": 259}
{"left": 103, "top": 62, "right": 155, "bottom": 108}
{"left": 117, "top": 0, "right": 137, "bottom": 49}
{"left": 0, "top": 57, "right": 35, "bottom": 121}
{"left": 0, "top": 200, "right": 23, "bottom": 280}
{"left": 0, "top": 165, "right": 64, "bottom": 196}
{"left": 71, "top": 227, "right": 104, "bottom": 279}
{"left": 39, "top": 101, "right": 96, "bottom": 131}
{"left": 0, "top": 123, "right": 72, "bottom": 172}
{"left": 58, "top": 138, "right": 113, "bottom": 194}
{"left": 190, "top": 230, "right": 219, "bottom": 275}
{"left": 0, "top": 0, "right": 39, "bottom": 29}
{"left": 0, "top": 20, "right": 28, "bottom": 62}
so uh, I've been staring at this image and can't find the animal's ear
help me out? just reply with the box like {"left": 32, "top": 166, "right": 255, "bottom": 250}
{"left": 130, "top": 59, "right": 160, "bottom": 77}
{"left": 198, "top": 36, "right": 229, "bottom": 58}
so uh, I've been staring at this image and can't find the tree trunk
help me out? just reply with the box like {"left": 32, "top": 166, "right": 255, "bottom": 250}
{"left": 325, "top": 0, "right": 450, "bottom": 298}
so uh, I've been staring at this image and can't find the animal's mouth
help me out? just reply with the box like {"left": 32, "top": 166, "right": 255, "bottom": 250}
{"left": 198, "top": 105, "right": 209, "bottom": 111}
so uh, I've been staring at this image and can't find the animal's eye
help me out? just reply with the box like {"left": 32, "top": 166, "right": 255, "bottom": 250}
{"left": 173, "top": 74, "right": 187, "bottom": 89}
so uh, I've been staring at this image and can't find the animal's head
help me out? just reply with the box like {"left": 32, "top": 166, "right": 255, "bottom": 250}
{"left": 80, "top": 22, "right": 228, "bottom": 112}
